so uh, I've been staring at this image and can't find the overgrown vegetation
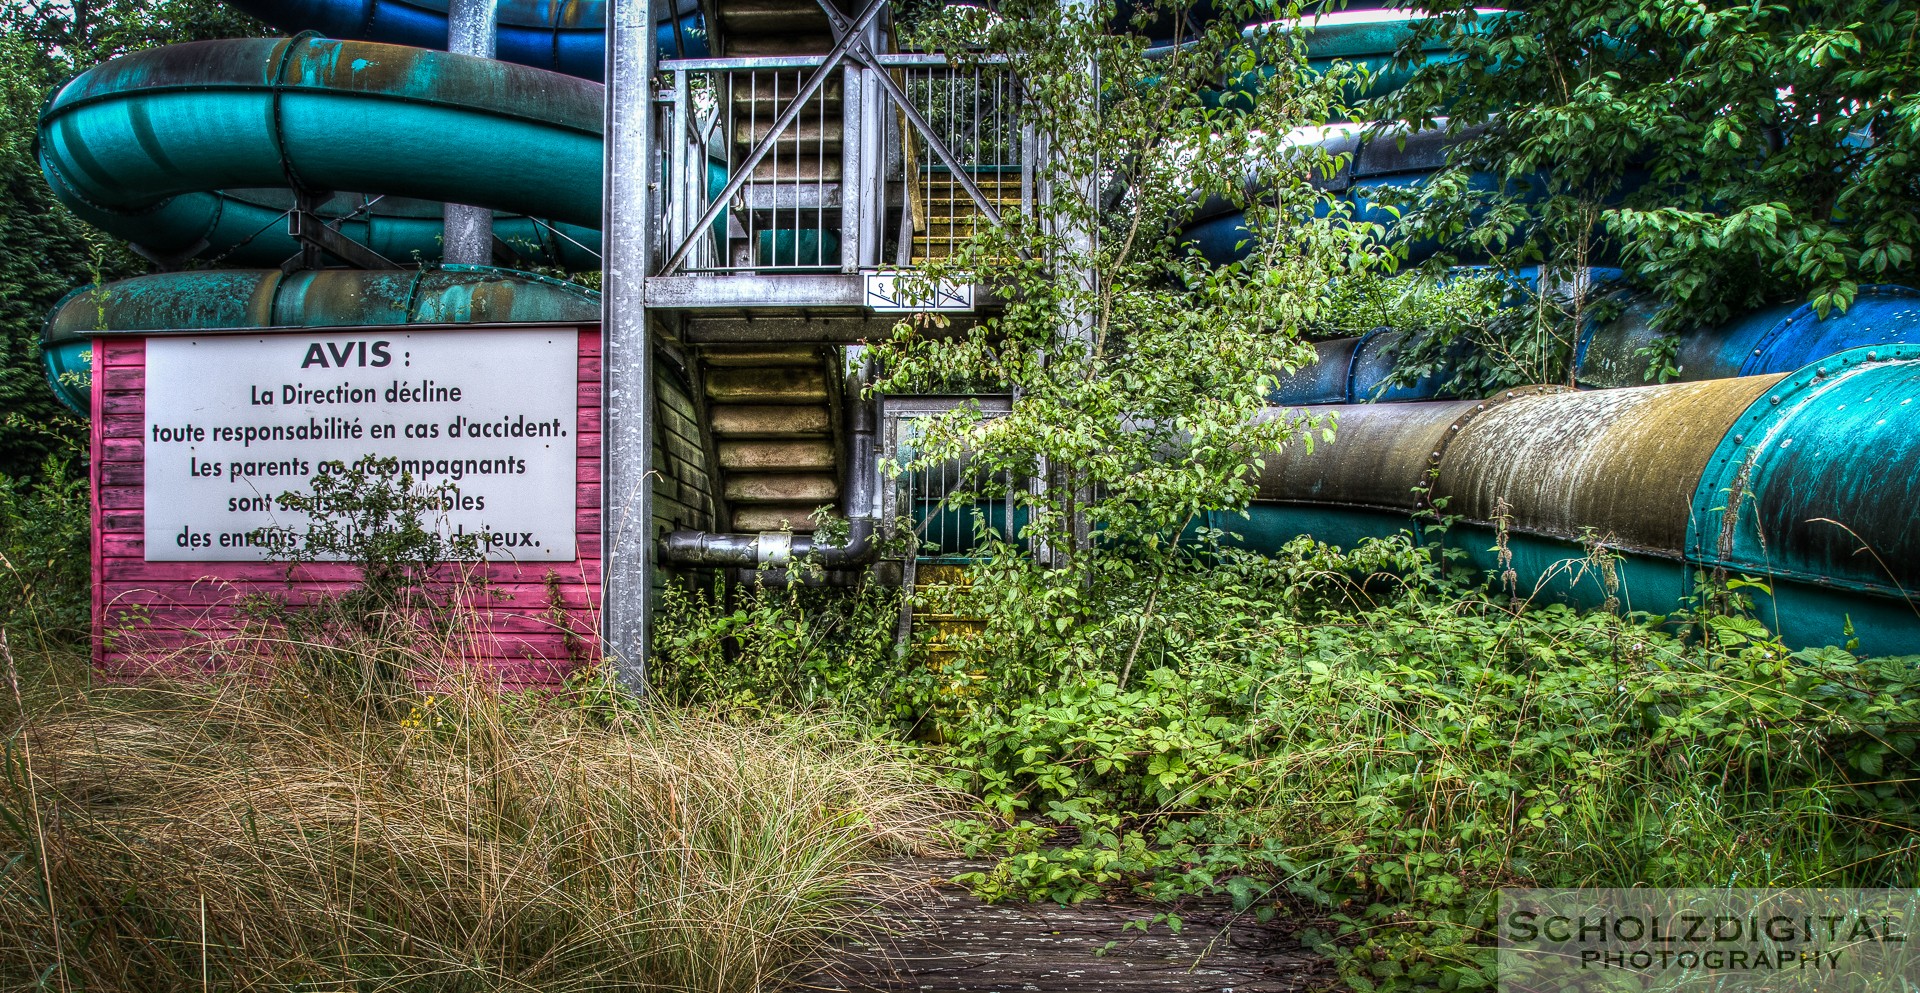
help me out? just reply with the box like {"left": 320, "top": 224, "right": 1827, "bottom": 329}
{"left": 655, "top": 536, "right": 1920, "bottom": 992}
{"left": 1372, "top": 0, "right": 1920, "bottom": 389}
{"left": 0, "top": 0, "right": 264, "bottom": 477}
{"left": 653, "top": 3, "right": 1920, "bottom": 991}
{"left": 0, "top": 646, "right": 947, "bottom": 991}
{"left": 0, "top": 459, "right": 949, "bottom": 991}
{"left": 5, "top": 0, "right": 1918, "bottom": 991}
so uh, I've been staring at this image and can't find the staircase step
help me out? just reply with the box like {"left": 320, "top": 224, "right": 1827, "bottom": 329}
{"left": 719, "top": 0, "right": 834, "bottom": 36}
{"left": 748, "top": 157, "right": 843, "bottom": 182}
{"left": 916, "top": 564, "right": 974, "bottom": 587}
{"left": 726, "top": 472, "right": 840, "bottom": 503}
{"left": 702, "top": 346, "right": 821, "bottom": 366}
{"left": 735, "top": 183, "right": 843, "bottom": 210}
{"left": 725, "top": 32, "right": 836, "bottom": 55}
{"left": 710, "top": 404, "right": 834, "bottom": 437}
{"left": 728, "top": 74, "right": 843, "bottom": 108}
{"left": 732, "top": 503, "right": 826, "bottom": 532}
{"left": 718, "top": 439, "right": 836, "bottom": 470}
{"left": 916, "top": 218, "right": 987, "bottom": 237}
{"left": 734, "top": 117, "right": 843, "bottom": 150}
{"left": 921, "top": 202, "right": 1020, "bottom": 219}
{"left": 705, "top": 366, "right": 829, "bottom": 404}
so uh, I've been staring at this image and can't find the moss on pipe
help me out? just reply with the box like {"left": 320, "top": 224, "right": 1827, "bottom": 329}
{"left": 41, "top": 266, "right": 599, "bottom": 414}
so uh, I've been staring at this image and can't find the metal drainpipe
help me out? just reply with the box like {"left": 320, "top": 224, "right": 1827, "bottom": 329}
{"left": 444, "top": 0, "right": 497, "bottom": 265}
{"left": 662, "top": 349, "right": 881, "bottom": 569}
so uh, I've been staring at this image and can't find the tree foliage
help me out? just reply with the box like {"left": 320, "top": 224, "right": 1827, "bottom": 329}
{"left": 1378, "top": 1, "right": 1920, "bottom": 337}
{"left": 0, "top": 0, "right": 263, "bottom": 478}
{"left": 876, "top": 0, "right": 1396, "bottom": 587}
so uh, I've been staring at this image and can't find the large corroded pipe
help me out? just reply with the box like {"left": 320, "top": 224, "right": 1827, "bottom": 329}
{"left": 41, "top": 266, "right": 600, "bottom": 414}
{"left": 1435, "top": 379, "right": 1780, "bottom": 557}
{"left": 1243, "top": 346, "right": 1920, "bottom": 654}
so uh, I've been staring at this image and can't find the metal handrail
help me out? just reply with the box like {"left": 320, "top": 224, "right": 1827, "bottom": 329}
{"left": 656, "top": 48, "right": 1023, "bottom": 274}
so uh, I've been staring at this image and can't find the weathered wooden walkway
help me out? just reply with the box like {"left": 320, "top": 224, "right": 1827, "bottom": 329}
{"left": 793, "top": 860, "right": 1343, "bottom": 993}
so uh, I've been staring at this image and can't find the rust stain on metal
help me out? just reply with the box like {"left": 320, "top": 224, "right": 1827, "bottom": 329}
{"left": 1442, "top": 376, "right": 1783, "bottom": 554}
{"left": 1255, "top": 398, "right": 1479, "bottom": 510}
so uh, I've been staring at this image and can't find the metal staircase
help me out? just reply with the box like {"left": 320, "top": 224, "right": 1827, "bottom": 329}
{"left": 700, "top": 345, "right": 845, "bottom": 532}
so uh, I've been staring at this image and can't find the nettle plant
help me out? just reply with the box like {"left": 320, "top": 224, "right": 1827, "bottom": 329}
{"left": 874, "top": 0, "right": 1399, "bottom": 663}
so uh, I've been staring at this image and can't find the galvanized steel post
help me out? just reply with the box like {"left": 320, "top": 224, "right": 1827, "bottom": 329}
{"left": 1060, "top": 0, "right": 1098, "bottom": 561}
{"left": 444, "top": 0, "right": 498, "bottom": 264}
{"left": 603, "top": 0, "right": 658, "bottom": 691}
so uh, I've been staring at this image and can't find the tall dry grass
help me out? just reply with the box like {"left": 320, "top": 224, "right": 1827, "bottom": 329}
{"left": 0, "top": 620, "right": 950, "bottom": 992}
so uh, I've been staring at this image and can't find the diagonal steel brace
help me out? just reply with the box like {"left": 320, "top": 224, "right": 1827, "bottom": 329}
{"left": 810, "top": 0, "right": 1005, "bottom": 228}
{"left": 659, "top": 0, "right": 893, "bottom": 274}
{"left": 848, "top": 48, "right": 1004, "bottom": 228}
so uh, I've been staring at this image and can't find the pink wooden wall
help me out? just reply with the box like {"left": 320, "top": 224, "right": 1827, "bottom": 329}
{"left": 91, "top": 328, "right": 603, "bottom": 687}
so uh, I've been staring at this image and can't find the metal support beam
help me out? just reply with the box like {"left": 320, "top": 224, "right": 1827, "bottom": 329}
{"left": 285, "top": 194, "right": 401, "bottom": 271}
{"left": 445, "top": 0, "right": 498, "bottom": 265}
{"left": 659, "top": 0, "right": 892, "bottom": 274}
{"left": 603, "top": 0, "right": 660, "bottom": 691}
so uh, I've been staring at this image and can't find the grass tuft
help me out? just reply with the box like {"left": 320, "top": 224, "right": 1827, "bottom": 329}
{"left": 0, "top": 625, "right": 951, "bottom": 992}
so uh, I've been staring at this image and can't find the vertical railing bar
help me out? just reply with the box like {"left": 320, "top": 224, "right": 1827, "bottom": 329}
{"left": 679, "top": 66, "right": 695, "bottom": 268}
{"left": 814, "top": 73, "right": 824, "bottom": 265}
{"left": 747, "top": 70, "right": 759, "bottom": 271}
{"left": 946, "top": 68, "right": 955, "bottom": 259}
{"left": 973, "top": 66, "right": 982, "bottom": 237}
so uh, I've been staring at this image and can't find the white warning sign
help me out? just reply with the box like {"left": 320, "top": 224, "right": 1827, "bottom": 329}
{"left": 142, "top": 329, "right": 579, "bottom": 561}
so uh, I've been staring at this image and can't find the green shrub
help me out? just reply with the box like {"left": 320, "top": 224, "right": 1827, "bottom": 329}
{"left": 0, "top": 450, "right": 90, "bottom": 652}
{"left": 920, "top": 540, "right": 1920, "bottom": 990}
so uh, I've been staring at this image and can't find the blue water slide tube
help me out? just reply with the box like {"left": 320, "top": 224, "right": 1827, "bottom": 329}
{"left": 1575, "top": 284, "right": 1920, "bottom": 387}
{"left": 1181, "top": 122, "right": 1507, "bottom": 266}
{"left": 224, "top": 0, "right": 706, "bottom": 78}
{"left": 38, "top": 36, "right": 605, "bottom": 268}
{"left": 1270, "top": 284, "right": 1920, "bottom": 405}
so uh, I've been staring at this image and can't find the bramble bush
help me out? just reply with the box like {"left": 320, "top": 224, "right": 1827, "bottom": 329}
{"left": 656, "top": 530, "right": 1920, "bottom": 992}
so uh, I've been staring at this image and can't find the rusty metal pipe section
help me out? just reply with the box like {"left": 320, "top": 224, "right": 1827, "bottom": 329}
{"left": 1248, "top": 346, "right": 1920, "bottom": 654}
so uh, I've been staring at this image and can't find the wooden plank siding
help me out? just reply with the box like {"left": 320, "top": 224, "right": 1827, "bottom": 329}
{"left": 91, "top": 328, "right": 611, "bottom": 688}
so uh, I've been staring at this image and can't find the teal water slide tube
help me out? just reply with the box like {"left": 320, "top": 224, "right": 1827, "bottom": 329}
{"left": 1231, "top": 346, "right": 1920, "bottom": 655}
{"left": 37, "top": 35, "right": 605, "bottom": 269}
{"left": 41, "top": 267, "right": 602, "bottom": 414}
{"left": 225, "top": 0, "right": 706, "bottom": 79}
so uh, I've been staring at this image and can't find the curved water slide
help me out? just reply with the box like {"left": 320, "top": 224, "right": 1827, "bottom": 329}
{"left": 224, "top": 0, "right": 706, "bottom": 78}
{"left": 36, "top": 3, "right": 1920, "bottom": 646}
{"left": 37, "top": 35, "right": 605, "bottom": 270}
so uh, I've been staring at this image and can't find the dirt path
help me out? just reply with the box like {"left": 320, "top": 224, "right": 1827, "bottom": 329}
{"left": 794, "top": 859, "right": 1343, "bottom": 992}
